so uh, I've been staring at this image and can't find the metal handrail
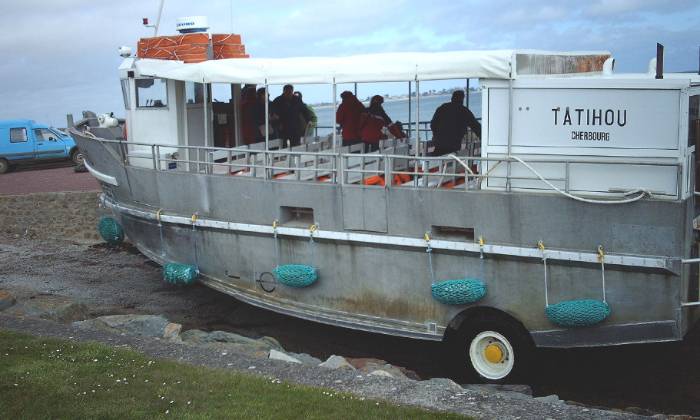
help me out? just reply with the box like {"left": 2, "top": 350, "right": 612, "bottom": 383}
{"left": 86, "top": 136, "right": 683, "bottom": 197}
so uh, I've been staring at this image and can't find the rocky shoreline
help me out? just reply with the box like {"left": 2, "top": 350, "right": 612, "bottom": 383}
{"left": 0, "top": 305, "right": 637, "bottom": 419}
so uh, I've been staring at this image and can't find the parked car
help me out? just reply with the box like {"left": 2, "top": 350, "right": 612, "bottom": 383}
{"left": 0, "top": 119, "right": 84, "bottom": 173}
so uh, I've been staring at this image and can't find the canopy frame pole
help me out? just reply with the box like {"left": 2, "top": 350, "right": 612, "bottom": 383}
{"left": 466, "top": 79, "right": 470, "bottom": 108}
{"left": 203, "top": 82, "right": 210, "bottom": 173}
{"left": 332, "top": 79, "right": 337, "bottom": 154}
{"left": 414, "top": 78, "right": 420, "bottom": 187}
{"left": 506, "top": 68, "right": 514, "bottom": 192}
{"left": 408, "top": 81, "right": 412, "bottom": 138}
{"left": 264, "top": 81, "right": 270, "bottom": 180}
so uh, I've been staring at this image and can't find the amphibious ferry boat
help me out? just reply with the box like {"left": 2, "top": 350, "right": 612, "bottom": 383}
{"left": 73, "top": 19, "right": 700, "bottom": 382}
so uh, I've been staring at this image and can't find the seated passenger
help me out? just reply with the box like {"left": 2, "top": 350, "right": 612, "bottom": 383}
{"left": 294, "top": 91, "right": 317, "bottom": 141}
{"left": 336, "top": 91, "right": 365, "bottom": 147}
{"left": 429, "top": 90, "right": 481, "bottom": 156}
{"left": 255, "top": 87, "right": 278, "bottom": 142}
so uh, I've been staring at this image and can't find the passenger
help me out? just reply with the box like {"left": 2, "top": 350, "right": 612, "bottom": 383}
{"left": 367, "top": 95, "right": 391, "bottom": 125}
{"left": 272, "top": 84, "right": 312, "bottom": 147}
{"left": 294, "top": 91, "right": 317, "bottom": 141}
{"left": 255, "top": 87, "right": 278, "bottom": 142}
{"left": 336, "top": 91, "right": 365, "bottom": 147}
{"left": 359, "top": 96, "right": 391, "bottom": 153}
{"left": 240, "top": 86, "right": 258, "bottom": 145}
{"left": 429, "top": 90, "right": 481, "bottom": 156}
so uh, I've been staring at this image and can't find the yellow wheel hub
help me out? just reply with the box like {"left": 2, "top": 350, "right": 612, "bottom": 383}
{"left": 484, "top": 343, "right": 504, "bottom": 363}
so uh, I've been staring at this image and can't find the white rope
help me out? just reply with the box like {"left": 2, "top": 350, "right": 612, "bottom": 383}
{"left": 449, "top": 154, "right": 650, "bottom": 205}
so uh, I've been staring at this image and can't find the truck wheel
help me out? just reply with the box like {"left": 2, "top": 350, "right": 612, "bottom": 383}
{"left": 449, "top": 314, "right": 534, "bottom": 383}
{"left": 0, "top": 159, "right": 8, "bottom": 174}
{"left": 71, "top": 149, "right": 85, "bottom": 165}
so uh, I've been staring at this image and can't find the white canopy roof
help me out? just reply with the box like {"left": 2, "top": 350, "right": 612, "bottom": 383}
{"left": 133, "top": 50, "right": 612, "bottom": 84}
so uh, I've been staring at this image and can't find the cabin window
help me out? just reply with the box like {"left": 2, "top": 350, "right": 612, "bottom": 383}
{"left": 136, "top": 78, "right": 168, "bottom": 108}
{"left": 9, "top": 127, "right": 27, "bottom": 143}
{"left": 120, "top": 79, "right": 131, "bottom": 109}
{"left": 689, "top": 95, "right": 699, "bottom": 147}
{"left": 34, "top": 128, "right": 57, "bottom": 141}
{"left": 186, "top": 82, "right": 205, "bottom": 104}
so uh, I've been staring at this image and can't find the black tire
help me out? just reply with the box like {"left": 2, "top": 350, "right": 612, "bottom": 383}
{"left": 448, "top": 313, "right": 534, "bottom": 384}
{"left": 0, "top": 158, "right": 8, "bottom": 174}
{"left": 70, "top": 149, "right": 85, "bottom": 166}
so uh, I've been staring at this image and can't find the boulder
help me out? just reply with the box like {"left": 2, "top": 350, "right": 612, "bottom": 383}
{"left": 422, "top": 378, "right": 464, "bottom": 393}
{"left": 74, "top": 314, "right": 181, "bottom": 339}
{"left": 319, "top": 355, "right": 356, "bottom": 370}
{"left": 289, "top": 352, "right": 322, "bottom": 365}
{"left": 7, "top": 294, "right": 88, "bottom": 322}
{"left": 346, "top": 357, "right": 416, "bottom": 380}
{"left": 534, "top": 394, "right": 564, "bottom": 405}
{"left": 0, "top": 290, "right": 16, "bottom": 311}
{"left": 368, "top": 369, "right": 394, "bottom": 378}
{"left": 269, "top": 349, "right": 301, "bottom": 364}
{"left": 179, "top": 329, "right": 283, "bottom": 352}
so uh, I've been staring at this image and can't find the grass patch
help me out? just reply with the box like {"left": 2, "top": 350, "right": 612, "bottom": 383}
{"left": 0, "top": 330, "right": 465, "bottom": 419}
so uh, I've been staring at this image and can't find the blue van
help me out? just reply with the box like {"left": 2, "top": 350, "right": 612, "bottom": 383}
{"left": 0, "top": 119, "right": 84, "bottom": 174}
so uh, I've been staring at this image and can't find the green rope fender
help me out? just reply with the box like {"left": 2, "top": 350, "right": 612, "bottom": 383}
{"left": 431, "top": 278, "right": 487, "bottom": 305}
{"left": 163, "top": 263, "right": 199, "bottom": 285}
{"left": 273, "top": 264, "right": 318, "bottom": 288}
{"left": 545, "top": 299, "right": 611, "bottom": 328}
{"left": 97, "top": 216, "right": 124, "bottom": 245}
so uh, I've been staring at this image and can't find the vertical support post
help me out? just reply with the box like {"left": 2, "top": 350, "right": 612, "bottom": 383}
{"left": 155, "top": 145, "right": 161, "bottom": 170}
{"left": 264, "top": 81, "right": 270, "bottom": 151}
{"left": 151, "top": 144, "right": 157, "bottom": 170}
{"left": 466, "top": 79, "right": 470, "bottom": 109}
{"left": 414, "top": 79, "right": 421, "bottom": 187}
{"left": 655, "top": 43, "right": 664, "bottom": 80}
{"left": 203, "top": 83, "right": 210, "bottom": 148}
{"left": 506, "top": 72, "right": 514, "bottom": 192}
{"left": 154, "top": 0, "right": 165, "bottom": 36}
{"left": 407, "top": 81, "right": 412, "bottom": 138}
{"left": 332, "top": 79, "right": 337, "bottom": 153}
{"left": 230, "top": 83, "right": 242, "bottom": 147}
{"left": 354, "top": 82, "right": 357, "bottom": 96}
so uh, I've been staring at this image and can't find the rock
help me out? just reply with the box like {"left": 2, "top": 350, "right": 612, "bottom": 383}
{"left": 74, "top": 314, "right": 181, "bottom": 339}
{"left": 346, "top": 357, "right": 417, "bottom": 380}
{"left": 163, "top": 323, "right": 182, "bottom": 340}
{"left": 179, "top": 329, "right": 282, "bottom": 352}
{"left": 368, "top": 369, "right": 394, "bottom": 378}
{"left": 268, "top": 349, "right": 301, "bottom": 364}
{"left": 7, "top": 294, "right": 88, "bottom": 322}
{"left": 289, "top": 352, "right": 322, "bottom": 365}
{"left": 258, "top": 336, "right": 284, "bottom": 351}
{"left": 625, "top": 406, "right": 658, "bottom": 416}
{"left": 319, "top": 355, "right": 356, "bottom": 370}
{"left": 534, "top": 394, "right": 563, "bottom": 405}
{"left": 0, "top": 290, "right": 16, "bottom": 311}
{"left": 462, "top": 384, "right": 532, "bottom": 400}
{"left": 423, "top": 378, "right": 464, "bottom": 393}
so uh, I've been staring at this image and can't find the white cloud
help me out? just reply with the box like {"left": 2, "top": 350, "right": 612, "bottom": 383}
{"left": 0, "top": 0, "right": 697, "bottom": 123}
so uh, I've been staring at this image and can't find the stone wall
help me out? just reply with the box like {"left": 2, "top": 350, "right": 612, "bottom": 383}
{"left": 0, "top": 192, "right": 103, "bottom": 243}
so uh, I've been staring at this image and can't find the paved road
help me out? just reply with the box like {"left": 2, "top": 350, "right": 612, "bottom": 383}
{"left": 0, "top": 162, "right": 98, "bottom": 195}
{"left": 0, "top": 235, "right": 697, "bottom": 416}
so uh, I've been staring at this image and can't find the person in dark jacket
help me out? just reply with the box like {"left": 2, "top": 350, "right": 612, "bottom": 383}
{"left": 360, "top": 95, "right": 392, "bottom": 152}
{"left": 430, "top": 90, "right": 481, "bottom": 155}
{"left": 367, "top": 95, "right": 391, "bottom": 125}
{"left": 336, "top": 91, "right": 365, "bottom": 146}
{"left": 272, "top": 84, "right": 312, "bottom": 147}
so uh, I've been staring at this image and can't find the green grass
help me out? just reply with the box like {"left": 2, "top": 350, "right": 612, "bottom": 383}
{"left": 0, "top": 330, "right": 466, "bottom": 419}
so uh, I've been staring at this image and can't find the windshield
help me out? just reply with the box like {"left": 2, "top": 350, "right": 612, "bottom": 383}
{"left": 49, "top": 128, "right": 68, "bottom": 137}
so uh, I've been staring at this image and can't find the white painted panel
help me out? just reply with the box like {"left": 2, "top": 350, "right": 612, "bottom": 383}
{"left": 488, "top": 88, "right": 680, "bottom": 152}
{"left": 568, "top": 163, "right": 677, "bottom": 195}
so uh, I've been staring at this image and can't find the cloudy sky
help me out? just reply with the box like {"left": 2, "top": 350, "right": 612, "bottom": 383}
{"left": 0, "top": 0, "right": 698, "bottom": 126}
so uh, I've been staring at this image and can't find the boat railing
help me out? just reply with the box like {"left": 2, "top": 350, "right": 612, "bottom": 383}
{"left": 90, "top": 137, "right": 683, "bottom": 199}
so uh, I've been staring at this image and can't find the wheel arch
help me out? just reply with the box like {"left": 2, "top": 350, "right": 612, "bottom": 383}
{"left": 443, "top": 306, "right": 535, "bottom": 346}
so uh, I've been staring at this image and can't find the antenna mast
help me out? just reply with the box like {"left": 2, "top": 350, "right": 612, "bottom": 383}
{"left": 154, "top": 0, "right": 165, "bottom": 36}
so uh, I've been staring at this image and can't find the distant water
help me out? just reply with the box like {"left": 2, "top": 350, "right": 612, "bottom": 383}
{"left": 310, "top": 92, "right": 482, "bottom": 137}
